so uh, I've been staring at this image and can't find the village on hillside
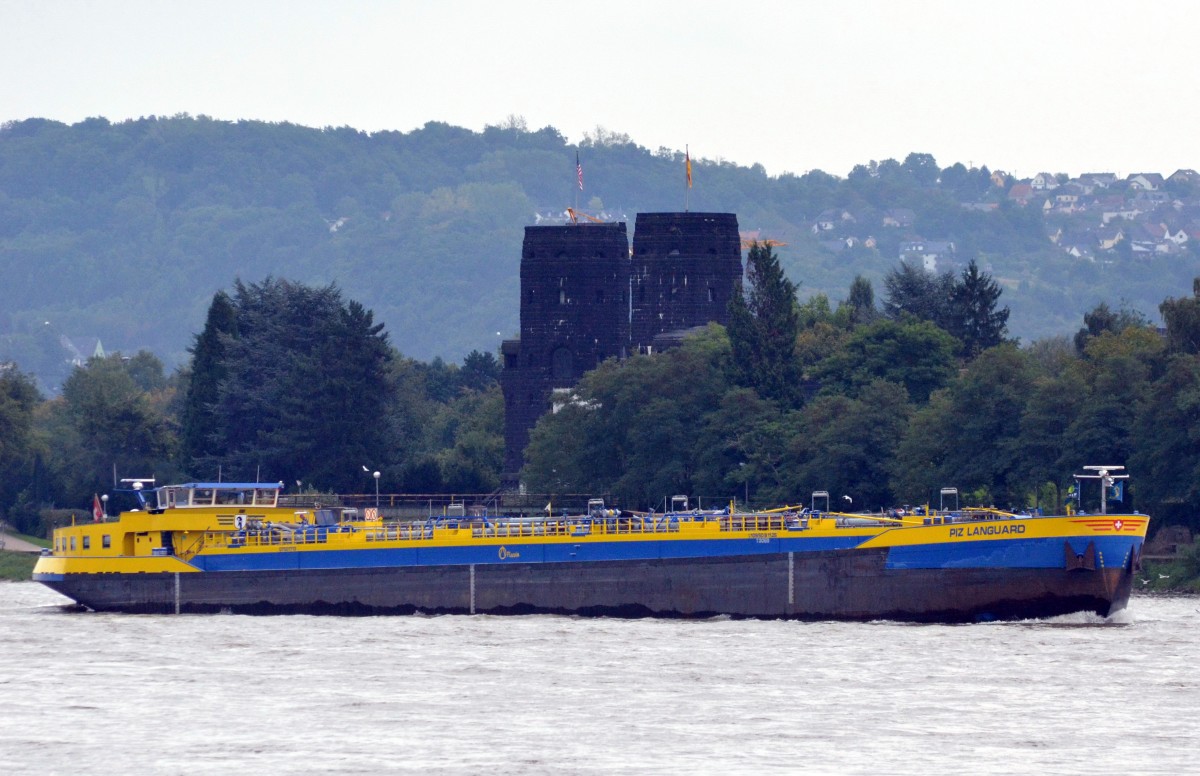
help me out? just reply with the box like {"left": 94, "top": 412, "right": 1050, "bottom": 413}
{"left": 810, "top": 169, "right": 1200, "bottom": 272}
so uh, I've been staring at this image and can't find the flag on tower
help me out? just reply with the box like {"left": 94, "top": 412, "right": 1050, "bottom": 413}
{"left": 576, "top": 151, "right": 583, "bottom": 191}
{"left": 686, "top": 145, "right": 693, "bottom": 189}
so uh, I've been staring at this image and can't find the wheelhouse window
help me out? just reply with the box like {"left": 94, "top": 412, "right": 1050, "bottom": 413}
{"left": 253, "top": 490, "right": 278, "bottom": 507}
{"left": 216, "top": 489, "right": 252, "bottom": 506}
{"left": 163, "top": 488, "right": 189, "bottom": 509}
{"left": 192, "top": 488, "right": 215, "bottom": 506}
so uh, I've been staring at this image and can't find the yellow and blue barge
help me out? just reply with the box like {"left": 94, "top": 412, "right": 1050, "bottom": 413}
{"left": 34, "top": 480, "right": 1148, "bottom": 622}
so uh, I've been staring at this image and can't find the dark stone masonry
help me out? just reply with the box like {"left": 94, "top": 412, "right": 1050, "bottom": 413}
{"left": 501, "top": 212, "right": 741, "bottom": 485}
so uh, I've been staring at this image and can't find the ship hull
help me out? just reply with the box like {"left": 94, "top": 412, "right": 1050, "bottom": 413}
{"left": 38, "top": 547, "right": 1136, "bottom": 623}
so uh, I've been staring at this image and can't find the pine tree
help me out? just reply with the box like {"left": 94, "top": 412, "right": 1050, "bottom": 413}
{"left": 727, "top": 242, "right": 803, "bottom": 408}
{"left": 947, "top": 259, "right": 1010, "bottom": 358}
{"left": 192, "top": 279, "right": 393, "bottom": 492}
{"left": 846, "top": 274, "right": 879, "bottom": 327}
{"left": 882, "top": 262, "right": 955, "bottom": 327}
{"left": 180, "top": 291, "right": 237, "bottom": 469}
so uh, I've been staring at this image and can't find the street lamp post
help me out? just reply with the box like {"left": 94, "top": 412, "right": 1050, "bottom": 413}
{"left": 738, "top": 462, "right": 749, "bottom": 508}
{"left": 100, "top": 494, "right": 108, "bottom": 520}
{"left": 373, "top": 471, "right": 380, "bottom": 508}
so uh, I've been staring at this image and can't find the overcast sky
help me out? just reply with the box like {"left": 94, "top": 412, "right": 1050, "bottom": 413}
{"left": 3, "top": 0, "right": 1197, "bottom": 179}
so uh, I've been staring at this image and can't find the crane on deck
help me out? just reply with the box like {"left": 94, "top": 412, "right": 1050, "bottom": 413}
{"left": 566, "top": 208, "right": 606, "bottom": 224}
{"left": 740, "top": 238, "right": 788, "bottom": 248}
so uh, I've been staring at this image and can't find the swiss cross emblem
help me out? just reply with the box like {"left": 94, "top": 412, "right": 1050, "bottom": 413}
{"left": 1113, "top": 520, "right": 1123, "bottom": 531}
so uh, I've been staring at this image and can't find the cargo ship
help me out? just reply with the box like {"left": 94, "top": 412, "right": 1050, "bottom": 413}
{"left": 33, "top": 469, "right": 1147, "bottom": 622}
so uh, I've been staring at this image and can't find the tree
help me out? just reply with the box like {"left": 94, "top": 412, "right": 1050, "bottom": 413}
{"left": 946, "top": 259, "right": 1010, "bottom": 358}
{"left": 902, "top": 152, "right": 940, "bottom": 188}
{"left": 891, "top": 345, "right": 1033, "bottom": 507}
{"left": 434, "top": 386, "right": 504, "bottom": 492}
{"left": 523, "top": 326, "right": 740, "bottom": 506}
{"left": 1014, "top": 366, "right": 1087, "bottom": 510}
{"left": 196, "top": 279, "right": 393, "bottom": 491}
{"left": 46, "top": 354, "right": 177, "bottom": 507}
{"left": 1159, "top": 277, "right": 1200, "bottom": 355}
{"left": 1130, "top": 354, "right": 1200, "bottom": 527}
{"left": 883, "top": 260, "right": 1009, "bottom": 360}
{"left": 459, "top": 349, "right": 500, "bottom": 393}
{"left": 0, "top": 367, "right": 42, "bottom": 531}
{"left": 180, "top": 291, "right": 237, "bottom": 467}
{"left": 1057, "top": 327, "right": 1162, "bottom": 490}
{"left": 1073, "top": 302, "right": 1147, "bottom": 355}
{"left": 813, "top": 318, "right": 957, "bottom": 403}
{"left": 786, "top": 380, "right": 912, "bottom": 510}
{"left": 882, "top": 262, "right": 955, "bottom": 328}
{"left": 845, "top": 274, "right": 879, "bottom": 327}
{"left": 727, "top": 242, "right": 803, "bottom": 408}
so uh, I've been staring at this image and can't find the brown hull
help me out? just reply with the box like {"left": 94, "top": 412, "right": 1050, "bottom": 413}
{"left": 41, "top": 548, "right": 1135, "bottom": 623}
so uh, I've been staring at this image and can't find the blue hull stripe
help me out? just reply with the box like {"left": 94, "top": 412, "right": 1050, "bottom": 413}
{"left": 193, "top": 536, "right": 862, "bottom": 572}
{"left": 885, "top": 535, "right": 1142, "bottom": 570}
{"left": 187, "top": 533, "right": 1141, "bottom": 573}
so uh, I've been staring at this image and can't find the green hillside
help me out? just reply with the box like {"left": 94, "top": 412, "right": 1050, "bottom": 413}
{"left": 2, "top": 115, "right": 1197, "bottom": 392}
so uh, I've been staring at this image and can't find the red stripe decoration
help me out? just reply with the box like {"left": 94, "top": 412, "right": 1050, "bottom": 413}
{"left": 1069, "top": 518, "right": 1146, "bottom": 532}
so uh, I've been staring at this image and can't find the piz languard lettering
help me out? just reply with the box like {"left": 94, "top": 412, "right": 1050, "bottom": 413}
{"left": 948, "top": 524, "right": 1027, "bottom": 538}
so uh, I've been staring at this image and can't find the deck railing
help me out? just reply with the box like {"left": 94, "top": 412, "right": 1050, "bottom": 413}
{"left": 189, "top": 507, "right": 1024, "bottom": 552}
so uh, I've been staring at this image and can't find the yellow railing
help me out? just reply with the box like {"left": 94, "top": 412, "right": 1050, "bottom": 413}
{"left": 187, "top": 510, "right": 905, "bottom": 552}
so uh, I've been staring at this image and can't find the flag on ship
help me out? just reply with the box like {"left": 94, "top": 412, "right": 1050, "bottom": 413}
{"left": 92, "top": 494, "right": 103, "bottom": 522}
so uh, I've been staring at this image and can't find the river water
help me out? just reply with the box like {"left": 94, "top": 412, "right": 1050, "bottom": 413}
{"left": 0, "top": 583, "right": 1195, "bottom": 775}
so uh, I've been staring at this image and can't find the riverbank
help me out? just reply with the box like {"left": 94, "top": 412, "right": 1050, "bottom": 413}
{"left": 1141, "top": 548, "right": 1200, "bottom": 593}
{"left": 0, "top": 531, "right": 48, "bottom": 581}
{"left": 0, "top": 550, "right": 36, "bottom": 581}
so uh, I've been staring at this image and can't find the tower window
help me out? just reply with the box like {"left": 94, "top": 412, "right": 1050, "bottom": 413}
{"left": 551, "top": 347, "right": 574, "bottom": 380}
{"left": 707, "top": 287, "right": 715, "bottom": 303}
{"left": 559, "top": 289, "right": 567, "bottom": 305}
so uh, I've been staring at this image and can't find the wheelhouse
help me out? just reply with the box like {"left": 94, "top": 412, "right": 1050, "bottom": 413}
{"left": 153, "top": 482, "right": 282, "bottom": 510}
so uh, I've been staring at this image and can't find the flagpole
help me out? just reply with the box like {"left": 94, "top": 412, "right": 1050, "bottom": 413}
{"left": 685, "top": 145, "right": 692, "bottom": 212}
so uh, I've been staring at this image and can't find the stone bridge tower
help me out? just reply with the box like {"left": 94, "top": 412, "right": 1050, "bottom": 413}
{"left": 500, "top": 222, "right": 630, "bottom": 481}
{"left": 501, "top": 212, "right": 741, "bottom": 486}
{"left": 629, "top": 212, "right": 743, "bottom": 349}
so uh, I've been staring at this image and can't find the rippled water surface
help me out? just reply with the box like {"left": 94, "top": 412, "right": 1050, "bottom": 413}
{"left": 0, "top": 583, "right": 1196, "bottom": 774}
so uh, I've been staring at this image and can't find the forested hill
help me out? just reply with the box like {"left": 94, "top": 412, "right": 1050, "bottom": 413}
{"left": 2, "top": 115, "right": 1198, "bottom": 390}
